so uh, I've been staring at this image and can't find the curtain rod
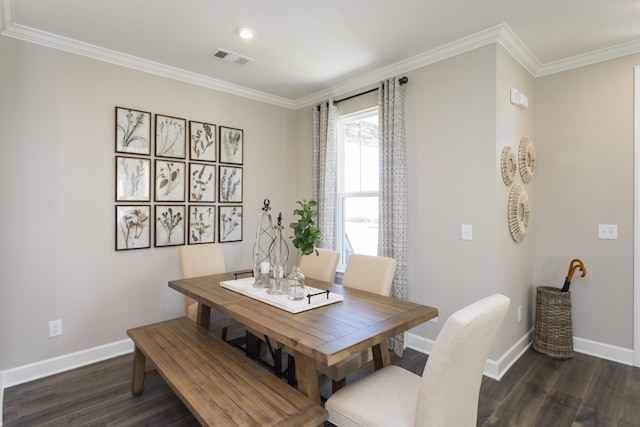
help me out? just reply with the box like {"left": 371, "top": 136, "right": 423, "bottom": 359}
{"left": 333, "top": 76, "right": 408, "bottom": 105}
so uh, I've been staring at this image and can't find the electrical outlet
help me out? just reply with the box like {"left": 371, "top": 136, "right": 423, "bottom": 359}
{"left": 517, "top": 306, "right": 522, "bottom": 323}
{"left": 49, "top": 319, "right": 63, "bottom": 337}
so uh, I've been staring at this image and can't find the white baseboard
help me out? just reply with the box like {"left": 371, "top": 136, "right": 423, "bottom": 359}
{"left": 1, "top": 339, "right": 134, "bottom": 390}
{"left": 0, "top": 339, "right": 134, "bottom": 426}
{"left": 484, "top": 329, "right": 533, "bottom": 380}
{"left": 406, "top": 330, "right": 635, "bottom": 380}
{"left": 573, "top": 336, "right": 634, "bottom": 366}
{"left": 405, "top": 331, "right": 435, "bottom": 354}
{"left": 406, "top": 331, "right": 530, "bottom": 380}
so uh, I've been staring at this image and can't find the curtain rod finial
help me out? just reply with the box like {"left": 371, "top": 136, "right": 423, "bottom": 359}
{"left": 399, "top": 76, "right": 408, "bottom": 85}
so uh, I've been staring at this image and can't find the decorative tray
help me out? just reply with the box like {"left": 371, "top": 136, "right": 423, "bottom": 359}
{"left": 220, "top": 277, "right": 343, "bottom": 313}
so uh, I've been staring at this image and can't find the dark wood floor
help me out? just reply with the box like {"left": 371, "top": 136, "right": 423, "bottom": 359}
{"left": 3, "top": 345, "right": 640, "bottom": 426}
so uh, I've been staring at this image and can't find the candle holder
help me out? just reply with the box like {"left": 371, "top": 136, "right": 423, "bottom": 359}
{"left": 252, "top": 199, "right": 275, "bottom": 288}
{"left": 267, "top": 213, "right": 289, "bottom": 295}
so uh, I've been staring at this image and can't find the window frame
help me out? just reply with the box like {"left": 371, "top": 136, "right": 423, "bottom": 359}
{"left": 336, "top": 107, "right": 379, "bottom": 271}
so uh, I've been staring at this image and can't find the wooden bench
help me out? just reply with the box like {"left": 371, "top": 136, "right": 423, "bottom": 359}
{"left": 127, "top": 317, "right": 328, "bottom": 427}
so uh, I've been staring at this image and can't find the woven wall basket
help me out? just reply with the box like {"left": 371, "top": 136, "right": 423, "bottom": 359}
{"left": 532, "top": 286, "right": 574, "bottom": 359}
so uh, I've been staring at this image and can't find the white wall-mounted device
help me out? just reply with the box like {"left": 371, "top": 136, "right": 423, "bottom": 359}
{"left": 510, "top": 88, "right": 528, "bottom": 108}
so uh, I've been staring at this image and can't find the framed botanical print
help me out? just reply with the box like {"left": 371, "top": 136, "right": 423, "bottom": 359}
{"left": 115, "top": 156, "right": 150, "bottom": 202}
{"left": 155, "top": 205, "right": 185, "bottom": 247}
{"left": 219, "top": 166, "right": 243, "bottom": 203}
{"left": 188, "top": 205, "right": 215, "bottom": 244}
{"left": 219, "top": 126, "right": 243, "bottom": 165}
{"left": 115, "top": 107, "right": 151, "bottom": 155}
{"left": 189, "top": 162, "right": 215, "bottom": 202}
{"left": 219, "top": 205, "right": 243, "bottom": 243}
{"left": 189, "top": 121, "right": 216, "bottom": 162}
{"left": 155, "top": 160, "right": 185, "bottom": 202}
{"left": 115, "top": 205, "right": 151, "bottom": 250}
{"left": 155, "top": 114, "right": 186, "bottom": 159}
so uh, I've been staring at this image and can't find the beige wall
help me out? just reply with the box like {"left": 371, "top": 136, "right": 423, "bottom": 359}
{"left": 403, "top": 45, "right": 501, "bottom": 349}
{"left": 534, "top": 53, "right": 640, "bottom": 349}
{"left": 0, "top": 36, "right": 295, "bottom": 370}
{"left": 294, "top": 45, "right": 527, "bottom": 360}
{"left": 494, "top": 46, "right": 536, "bottom": 354}
{"left": 2, "top": 32, "right": 638, "bottom": 375}
{"left": 294, "top": 44, "right": 639, "bottom": 361}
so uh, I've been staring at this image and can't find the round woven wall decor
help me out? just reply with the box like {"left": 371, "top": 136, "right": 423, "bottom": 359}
{"left": 508, "top": 184, "right": 530, "bottom": 242}
{"left": 518, "top": 137, "right": 536, "bottom": 183}
{"left": 501, "top": 146, "right": 516, "bottom": 186}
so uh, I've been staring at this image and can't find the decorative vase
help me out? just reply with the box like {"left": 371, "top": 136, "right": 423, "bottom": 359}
{"left": 288, "top": 251, "right": 305, "bottom": 300}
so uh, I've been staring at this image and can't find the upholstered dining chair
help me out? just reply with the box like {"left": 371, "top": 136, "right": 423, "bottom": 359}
{"left": 299, "top": 248, "right": 340, "bottom": 283}
{"left": 178, "top": 243, "right": 242, "bottom": 341}
{"left": 325, "top": 294, "right": 510, "bottom": 427}
{"left": 316, "top": 253, "right": 397, "bottom": 393}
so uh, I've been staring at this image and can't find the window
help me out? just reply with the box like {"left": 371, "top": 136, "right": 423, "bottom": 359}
{"left": 337, "top": 108, "right": 379, "bottom": 268}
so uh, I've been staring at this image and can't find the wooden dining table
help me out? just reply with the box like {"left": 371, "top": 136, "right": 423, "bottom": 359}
{"left": 169, "top": 272, "right": 438, "bottom": 403}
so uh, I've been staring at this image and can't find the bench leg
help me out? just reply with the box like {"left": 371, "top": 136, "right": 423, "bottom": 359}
{"left": 131, "top": 346, "right": 146, "bottom": 396}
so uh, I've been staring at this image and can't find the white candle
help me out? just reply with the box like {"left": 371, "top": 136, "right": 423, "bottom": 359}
{"left": 260, "top": 261, "right": 270, "bottom": 273}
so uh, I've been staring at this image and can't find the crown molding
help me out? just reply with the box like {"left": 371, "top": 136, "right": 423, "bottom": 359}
{"left": 3, "top": 0, "right": 640, "bottom": 110}
{"left": 0, "top": 3, "right": 296, "bottom": 109}
{"left": 536, "top": 38, "right": 640, "bottom": 77}
{"left": 295, "top": 24, "right": 516, "bottom": 109}
{"left": 496, "top": 24, "right": 540, "bottom": 76}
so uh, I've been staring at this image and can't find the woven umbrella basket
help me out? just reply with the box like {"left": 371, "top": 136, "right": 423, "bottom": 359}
{"left": 532, "top": 286, "right": 574, "bottom": 359}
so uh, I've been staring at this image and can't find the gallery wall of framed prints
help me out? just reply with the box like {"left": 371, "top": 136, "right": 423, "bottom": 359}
{"left": 114, "top": 106, "right": 244, "bottom": 251}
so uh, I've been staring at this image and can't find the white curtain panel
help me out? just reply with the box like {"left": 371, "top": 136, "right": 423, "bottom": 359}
{"left": 312, "top": 100, "right": 339, "bottom": 250}
{"left": 378, "top": 77, "right": 408, "bottom": 356}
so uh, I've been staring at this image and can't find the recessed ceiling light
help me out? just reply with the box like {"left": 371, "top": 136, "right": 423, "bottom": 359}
{"left": 237, "top": 27, "right": 255, "bottom": 40}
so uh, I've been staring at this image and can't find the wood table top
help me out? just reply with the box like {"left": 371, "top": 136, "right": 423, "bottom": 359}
{"left": 169, "top": 272, "right": 438, "bottom": 367}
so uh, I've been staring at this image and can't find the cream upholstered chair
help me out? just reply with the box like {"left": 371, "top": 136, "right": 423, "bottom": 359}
{"left": 326, "top": 294, "right": 510, "bottom": 427}
{"left": 178, "top": 243, "right": 242, "bottom": 340}
{"left": 317, "top": 254, "right": 397, "bottom": 393}
{"left": 341, "top": 253, "right": 396, "bottom": 294}
{"left": 299, "top": 248, "right": 340, "bottom": 283}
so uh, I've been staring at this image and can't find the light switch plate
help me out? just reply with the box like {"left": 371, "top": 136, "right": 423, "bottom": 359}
{"left": 598, "top": 224, "right": 618, "bottom": 239}
{"left": 461, "top": 224, "right": 472, "bottom": 240}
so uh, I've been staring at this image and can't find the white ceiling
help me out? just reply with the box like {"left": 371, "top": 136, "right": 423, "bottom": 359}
{"left": 3, "top": 0, "right": 640, "bottom": 109}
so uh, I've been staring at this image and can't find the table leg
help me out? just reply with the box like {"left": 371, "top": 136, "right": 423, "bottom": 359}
{"left": 372, "top": 340, "right": 391, "bottom": 371}
{"left": 293, "top": 350, "right": 321, "bottom": 403}
{"left": 131, "top": 346, "right": 145, "bottom": 396}
{"left": 196, "top": 303, "right": 211, "bottom": 329}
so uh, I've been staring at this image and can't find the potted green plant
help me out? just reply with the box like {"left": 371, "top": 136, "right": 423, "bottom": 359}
{"left": 288, "top": 199, "right": 321, "bottom": 299}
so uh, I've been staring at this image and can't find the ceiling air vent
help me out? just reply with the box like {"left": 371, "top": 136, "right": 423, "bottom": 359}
{"left": 210, "top": 49, "right": 253, "bottom": 66}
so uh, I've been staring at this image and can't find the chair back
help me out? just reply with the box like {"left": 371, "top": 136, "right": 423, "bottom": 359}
{"left": 179, "top": 244, "right": 226, "bottom": 310}
{"left": 299, "top": 248, "right": 340, "bottom": 283}
{"left": 341, "top": 254, "right": 396, "bottom": 296}
{"left": 415, "top": 294, "right": 510, "bottom": 427}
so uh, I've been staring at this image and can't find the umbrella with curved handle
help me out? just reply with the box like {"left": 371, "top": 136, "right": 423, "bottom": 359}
{"left": 560, "top": 259, "right": 586, "bottom": 292}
